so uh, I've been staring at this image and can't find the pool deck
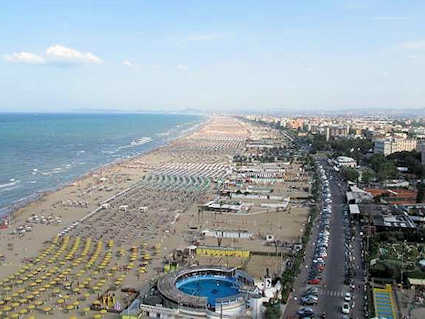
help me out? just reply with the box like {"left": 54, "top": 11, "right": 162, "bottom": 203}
{"left": 157, "top": 265, "right": 246, "bottom": 309}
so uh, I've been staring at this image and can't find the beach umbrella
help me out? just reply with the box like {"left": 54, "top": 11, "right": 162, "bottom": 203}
{"left": 2, "top": 305, "right": 11, "bottom": 312}
{"left": 93, "top": 314, "right": 102, "bottom": 319}
{"left": 27, "top": 316, "right": 36, "bottom": 319}
{"left": 41, "top": 306, "right": 52, "bottom": 314}
{"left": 82, "top": 306, "right": 90, "bottom": 314}
{"left": 28, "top": 304, "right": 35, "bottom": 311}
{"left": 57, "top": 299, "right": 65, "bottom": 304}
{"left": 19, "top": 308, "right": 28, "bottom": 315}
{"left": 34, "top": 300, "right": 43, "bottom": 306}
{"left": 66, "top": 304, "right": 74, "bottom": 311}
{"left": 10, "top": 313, "right": 19, "bottom": 318}
{"left": 11, "top": 302, "right": 20, "bottom": 308}
{"left": 4, "top": 296, "right": 12, "bottom": 302}
{"left": 69, "top": 316, "right": 78, "bottom": 319}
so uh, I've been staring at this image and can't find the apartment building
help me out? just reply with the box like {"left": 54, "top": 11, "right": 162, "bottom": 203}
{"left": 374, "top": 138, "right": 417, "bottom": 156}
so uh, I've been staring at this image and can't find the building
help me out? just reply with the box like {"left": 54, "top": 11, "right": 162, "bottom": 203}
{"left": 336, "top": 156, "right": 357, "bottom": 168}
{"left": 373, "top": 213, "right": 416, "bottom": 232}
{"left": 325, "top": 125, "right": 350, "bottom": 141}
{"left": 418, "top": 141, "right": 425, "bottom": 165}
{"left": 374, "top": 138, "right": 417, "bottom": 156}
{"left": 122, "top": 265, "right": 269, "bottom": 319}
{"left": 366, "top": 188, "right": 418, "bottom": 205}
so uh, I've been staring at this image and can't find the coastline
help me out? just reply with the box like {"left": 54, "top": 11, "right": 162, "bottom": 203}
{"left": 4, "top": 116, "right": 208, "bottom": 222}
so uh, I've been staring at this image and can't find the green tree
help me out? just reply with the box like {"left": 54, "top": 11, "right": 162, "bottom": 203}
{"left": 417, "top": 183, "right": 425, "bottom": 203}
{"left": 342, "top": 167, "right": 359, "bottom": 182}
{"left": 265, "top": 302, "right": 282, "bottom": 319}
{"left": 362, "top": 168, "right": 375, "bottom": 185}
{"left": 376, "top": 161, "right": 398, "bottom": 181}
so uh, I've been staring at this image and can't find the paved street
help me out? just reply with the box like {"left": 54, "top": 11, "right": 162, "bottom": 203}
{"left": 284, "top": 159, "right": 365, "bottom": 318}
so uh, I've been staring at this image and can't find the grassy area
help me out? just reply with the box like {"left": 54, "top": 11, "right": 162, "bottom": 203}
{"left": 369, "top": 236, "right": 425, "bottom": 282}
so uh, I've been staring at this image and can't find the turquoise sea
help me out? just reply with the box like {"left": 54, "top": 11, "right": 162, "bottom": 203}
{"left": 0, "top": 113, "right": 204, "bottom": 216}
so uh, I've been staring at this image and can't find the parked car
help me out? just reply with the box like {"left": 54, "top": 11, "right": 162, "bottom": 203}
{"left": 301, "top": 295, "right": 318, "bottom": 305}
{"left": 297, "top": 307, "right": 314, "bottom": 317}
{"left": 342, "top": 302, "right": 350, "bottom": 314}
{"left": 344, "top": 292, "right": 351, "bottom": 302}
{"left": 308, "top": 278, "right": 321, "bottom": 285}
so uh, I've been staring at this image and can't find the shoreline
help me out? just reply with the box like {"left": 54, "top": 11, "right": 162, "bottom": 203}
{"left": 4, "top": 116, "right": 209, "bottom": 221}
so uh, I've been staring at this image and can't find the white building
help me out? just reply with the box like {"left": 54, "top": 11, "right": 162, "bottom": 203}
{"left": 336, "top": 156, "right": 357, "bottom": 168}
{"left": 374, "top": 138, "right": 417, "bottom": 156}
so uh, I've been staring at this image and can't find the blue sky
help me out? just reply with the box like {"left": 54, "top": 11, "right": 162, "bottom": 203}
{"left": 1, "top": 0, "right": 424, "bottom": 112}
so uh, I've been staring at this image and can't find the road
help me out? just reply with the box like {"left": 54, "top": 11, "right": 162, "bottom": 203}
{"left": 284, "top": 159, "right": 365, "bottom": 318}
{"left": 316, "top": 162, "right": 348, "bottom": 317}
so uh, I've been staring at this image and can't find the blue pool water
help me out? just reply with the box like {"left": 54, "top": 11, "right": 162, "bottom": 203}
{"left": 177, "top": 276, "right": 240, "bottom": 306}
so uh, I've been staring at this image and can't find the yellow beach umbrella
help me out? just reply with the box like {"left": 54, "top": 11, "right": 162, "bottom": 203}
{"left": 41, "top": 306, "right": 52, "bottom": 313}
{"left": 19, "top": 308, "right": 28, "bottom": 315}
{"left": 57, "top": 299, "right": 65, "bottom": 304}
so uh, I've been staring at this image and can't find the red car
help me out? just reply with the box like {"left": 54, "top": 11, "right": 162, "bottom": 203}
{"left": 308, "top": 278, "right": 321, "bottom": 285}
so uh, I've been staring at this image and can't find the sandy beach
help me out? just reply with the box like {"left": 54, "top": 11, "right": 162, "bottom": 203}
{"left": 0, "top": 116, "right": 256, "bottom": 318}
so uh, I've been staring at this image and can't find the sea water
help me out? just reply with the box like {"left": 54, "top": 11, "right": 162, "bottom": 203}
{"left": 0, "top": 112, "right": 203, "bottom": 216}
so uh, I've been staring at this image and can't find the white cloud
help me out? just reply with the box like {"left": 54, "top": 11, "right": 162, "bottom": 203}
{"left": 46, "top": 45, "right": 103, "bottom": 64}
{"left": 4, "top": 45, "right": 103, "bottom": 65}
{"left": 176, "top": 64, "right": 188, "bottom": 71}
{"left": 401, "top": 41, "right": 425, "bottom": 50}
{"left": 4, "top": 52, "right": 45, "bottom": 64}
{"left": 122, "top": 60, "right": 133, "bottom": 67}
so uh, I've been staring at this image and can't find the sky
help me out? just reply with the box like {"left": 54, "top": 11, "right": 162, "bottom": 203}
{"left": 1, "top": 0, "right": 425, "bottom": 113}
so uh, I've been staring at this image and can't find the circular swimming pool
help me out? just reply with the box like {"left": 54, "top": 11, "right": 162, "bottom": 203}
{"left": 176, "top": 275, "right": 240, "bottom": 306}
